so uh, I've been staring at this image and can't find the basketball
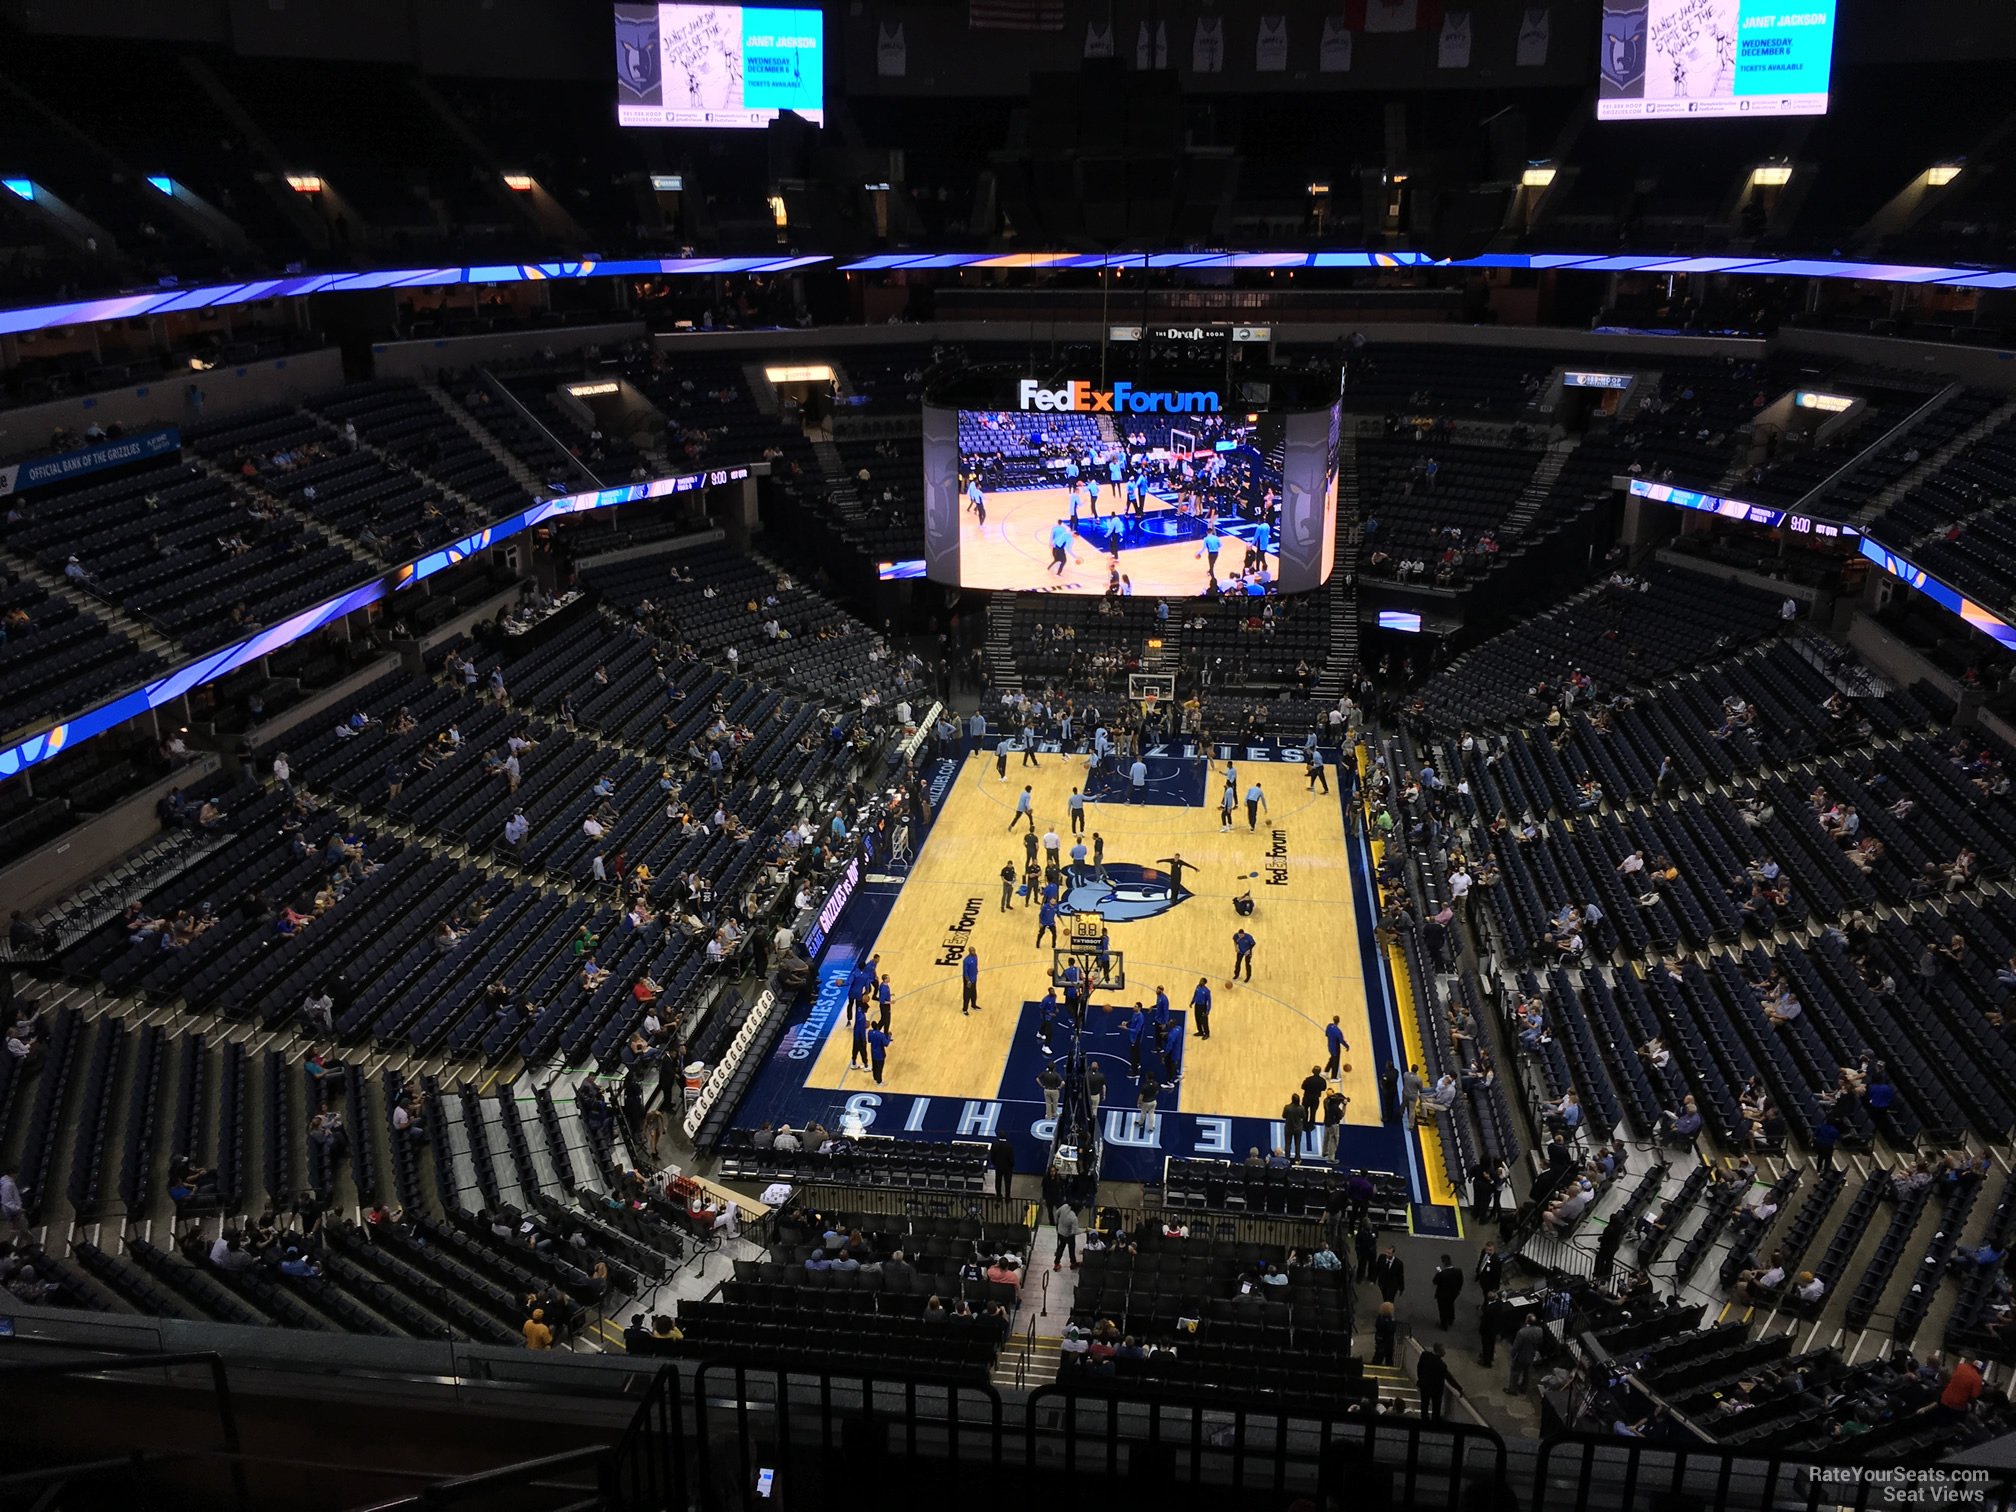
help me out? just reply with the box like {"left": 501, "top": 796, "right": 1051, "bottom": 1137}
{"left": 1342, "top": 1063, "right": 1353, "bottom": 1074}
{"left": 1223, "top": 979, "right": 1235, "bottom": 989}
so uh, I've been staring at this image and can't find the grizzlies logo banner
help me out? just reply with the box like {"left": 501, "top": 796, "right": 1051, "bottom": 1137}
{"left": 615, "top": 5, "right": 663, "bottom": 102}
{"left": 1600, "top": 1, "right": 1648, "bottom": 95}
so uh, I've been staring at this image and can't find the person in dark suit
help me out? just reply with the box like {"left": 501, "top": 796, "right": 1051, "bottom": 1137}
{"left": 1378, "top": 1061, "right": 1400, "bottom": 1124}
{"left": 1474, "top": 1240, "right": 1503, "bottom": 1297}
{"left": 989, "top": 1135, "right": 1015, "bottom": 1197}
{"left": 1300, "top": 1066, "right": 1327, "bottom": 1122}
{"left": 1417, "top": 1343, "right": 1459, "bottom": 1423}
{"left": 1354, "top": 1218, "right": 1378, "bottom": 1282}
{"left": 1372, "top": 1300, "right": 1397, "bottom": 1365}
{"left": 1371, "top": 1246, "right": 1405, "bottom": 1304}
{"left": 1431, "top": 1253, "right": 1464, "bottom": 1328}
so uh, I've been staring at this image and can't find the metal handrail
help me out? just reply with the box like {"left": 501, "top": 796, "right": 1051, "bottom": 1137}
{"left": 349, "top": 1446, "right": 615, "bottom": 1510}
{"left": 0, "top": 1349, "right": 249, "bottom": 1512}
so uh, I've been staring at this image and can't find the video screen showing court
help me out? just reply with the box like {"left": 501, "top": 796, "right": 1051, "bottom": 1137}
{"left": 920, "top": 397, "right": 1340, "bottom": 599}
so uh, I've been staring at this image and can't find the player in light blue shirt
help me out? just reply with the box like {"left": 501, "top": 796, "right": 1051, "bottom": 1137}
{"left": 1199, "top": 526, "right": 1223, "bottom": 578}
{"left": 1049, "top": 521, "right": 1073, "bottom": 577}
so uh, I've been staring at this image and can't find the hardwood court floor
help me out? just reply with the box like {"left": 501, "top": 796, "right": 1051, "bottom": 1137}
{"left": 803, "top": 751, "right": 1380, "bottom": 1124}
{"left": 957, "top": 486, "right": 1278, "bottom": 598}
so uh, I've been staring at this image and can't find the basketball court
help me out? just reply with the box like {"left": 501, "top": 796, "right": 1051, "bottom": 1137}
{"left": 957, "top": 485, "right": 1279, "bottom": 597}
{"left": 734, "top": 712, "right": 1453, "bottom": 1222}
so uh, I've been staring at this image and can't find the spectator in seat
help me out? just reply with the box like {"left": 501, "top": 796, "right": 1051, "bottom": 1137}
{"left": 1543, "top": 1180, "right": 1593, "bottom": 1233}
{"left": 1866, "top": 1065, "right": 1897, "bottom": 1118}
{"left": 4, "top": 1020, "right": 42, "bottom": 1075}
{"left": 391, "top": 1092, "right": 426, "bottom": 1143}
{"left": 301, "top": 988, "right": 334, "bottom": 1032}
{"left": 209, "top": 1232, "right": 258, "bottom": 1273}
{"left": 1762, "top": 987, "right": 1802, "bottom": 1029}
{"left": 1423, "top": 1074, "right": 1458, "bottom": 1120}
{"left": 1659, "top": 1096, "right": 1702, "bottom": 1147}
{"left": 1547, "top": 1089, "right": 1583, "bottom": 1135}
{"left": 522, "top": 1308, "right": 554, "bottom": 1350}
{"left": 304, "top": 1049, "right": 345, "bottom": 1106}
{"left": 1735, "top": 1256, "right": 1786, "bottom": 1301}
{"left": 623, "top": 1312, "right": 655, "bottom": 1355}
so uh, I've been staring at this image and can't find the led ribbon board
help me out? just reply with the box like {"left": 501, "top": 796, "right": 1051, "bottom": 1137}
{"left": 1625, "top": 477, "right": 1848, "bottom": 538}
{"left": 1857, "top": 537, "right": 2016, "bottom": 654}
{"left": 1624, "top": 476, "right": 2016, "bottom": 654}
{"left": 10, "top": 248, "right": 2016, "bottom": 339}
{"left": 0, "top": 257, "right": 831, "bottom": 338}
{"left": 836, "top": 250, "right": 2016, "bottom": 289}
{"left": 0, "top": 466, "right": 750, "bottom": 783}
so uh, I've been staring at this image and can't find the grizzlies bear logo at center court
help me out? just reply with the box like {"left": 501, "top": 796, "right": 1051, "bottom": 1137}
{"left": 1058, "top": 861, "right": 1193, "bottom": 923}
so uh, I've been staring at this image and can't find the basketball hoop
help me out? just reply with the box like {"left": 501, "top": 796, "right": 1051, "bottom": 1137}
{"left": 1128, "top": 671, "right": 1176, "bottom": 719}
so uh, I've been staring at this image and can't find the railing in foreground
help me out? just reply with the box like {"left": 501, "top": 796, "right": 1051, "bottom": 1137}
{"left": 5, "top": 1346, "right": 2011, "bottom": 1512}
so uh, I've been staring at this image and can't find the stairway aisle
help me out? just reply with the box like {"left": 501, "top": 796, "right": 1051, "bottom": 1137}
{"left": 426, "top": 380, "right": 546, "bottom": 498}
{"left": 1867, "top": 395, "right": 2016, "bottom": 536}
{"left": 985, "top": 605, "right": 1021, "bottom": 692}
{"left": 0, "top": 545, "right": 176, "bottom": 661}
{"left": 1500, "top": 436, "right": 1581, "bottom": 540}
{"left": 991, "top": 1221, "right": 1074, "bottom": 1389}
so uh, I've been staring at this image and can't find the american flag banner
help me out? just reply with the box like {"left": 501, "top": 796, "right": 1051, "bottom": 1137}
{"left": 969, "top": 0, "right": 1066, "bottom": 31}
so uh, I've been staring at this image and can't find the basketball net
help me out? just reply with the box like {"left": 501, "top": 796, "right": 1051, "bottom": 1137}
{"left": 1140, "top": 693, "right": 1160, "bottom": 723}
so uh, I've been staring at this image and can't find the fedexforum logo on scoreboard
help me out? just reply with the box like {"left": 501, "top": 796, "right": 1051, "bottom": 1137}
{"left": 1017, "top": 379, "right": 1222, "bottom": 415}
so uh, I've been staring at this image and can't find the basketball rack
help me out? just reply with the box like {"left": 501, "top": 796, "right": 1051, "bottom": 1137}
{"left": 883, "top": 820, "right": 914, "bottom": 873}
